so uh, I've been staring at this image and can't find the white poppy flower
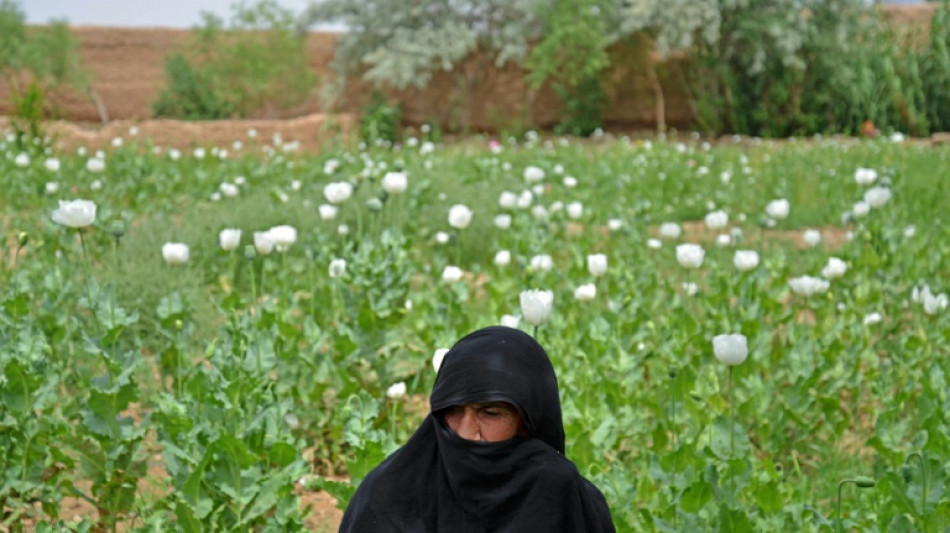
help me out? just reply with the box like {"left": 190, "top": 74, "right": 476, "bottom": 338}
{"left": 494, "top": 250, "right": 511, "bottom": 267}
{"left": 500, "top": 315, "right": 520, "bottom": 329}
{"left": 852, "top": 201, "right": 870, "bottom": 218}
{"left": 574, "top": 283, "right": 597, "bottom": 301}
{"left": 329, "top": 258, "right": 346, "bottom": 279}
{"left": 52, "top": 199, "right": 97, "bottom": 228}
{"left": 587, "top": 254, "right": 608, "bottom": 277}
{"left": 498, "top": 191, "right": 517, "bottom": 209}
{"left": 530, "top": 254, "right": 553, "bottom": 272}
{"left": 386, "top": 382, "right": 407, "bottom": 399}
{"left": 253, "top": 231, "right": 276, "bottom": 255}
{"left": 520, "top": 289, "right": 554, "bottom": 327}
{"left": 659, "top": 222, "right": 682, "bottom": 239}
{"left": 854, "top": 167, "right": 878, "bottom": 185}
{"left": 324, "top": 181, "right": 353, "bottom": 204}
{"left": 432, "top": 349, "right": 450, "bottom": 371}
{"left": 705, "top": 210, "right": 728, "bottom": 230}
{"left": 566, "top": 202, "right": 584, "bottom": 219}
{"left": 162, "top": 243, "right": 190, "bottom": 265}
{"left": 219, "top": 229, "right": 241, "bottom": 251}
{"left": 788, "top": 275, "right": 830, "bottom": 296}
{"left": 382, "top": 171, "right": 408, "bottom": 194}
{"left": 448, "top": 204, "right": 473, "bottom": 229}
{"left": 821, "top": 257, "right": 848, "bottom": 279}
{"left": 319, "top": 204, "right": 338, "bottom": 220}
{"left": 442, "top": 265, "right": 464, "bottom": 283}
{"left": 765, "top": 199, "right": 790, "bottom": 220}
{"left": 712, "top": 333, "right": 748, "bottom": 366}
{"left": 524, "top": 166, "right": 545, "bottom": 182}
{"left": 269, "top": 225, "right": 297, "bottom": 252}
{"left": 676, "top": 243, "right": 705, "bottom": 268}
{"left": 864, "top": 187, "right": 892, "bottom": 208}
{"left": 733, "top": 250, "right": 759, "bottom": 271}
{"left": 220, "top": 182, "right": 239, "bottom": 197}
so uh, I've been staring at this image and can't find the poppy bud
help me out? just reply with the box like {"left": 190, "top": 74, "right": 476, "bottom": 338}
{"left": 110, "top": 220, "right": 126, "bottom": 239}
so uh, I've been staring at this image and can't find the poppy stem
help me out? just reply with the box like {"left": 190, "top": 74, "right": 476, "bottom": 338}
{"left": 78, "top": 228, "right": 100, "bottom": 337}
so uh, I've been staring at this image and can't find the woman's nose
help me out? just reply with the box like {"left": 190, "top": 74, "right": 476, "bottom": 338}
{"left": 455, "top": 408, "right": 480, "bottom": 440}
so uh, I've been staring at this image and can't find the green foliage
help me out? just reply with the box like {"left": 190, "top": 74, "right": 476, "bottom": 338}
{"left": 682, "top": 0, "right": 950, "bottom": 136}
{"left": 152, "top": 315, "right": 308, "bottom": 531}
{"left": 618, "top": 0, "right": 719, "bottom": 57}
{"left": 525, "top": 0, "right": 611, "bottom": 92}
{"left": 153, "top": 0, "right": 317, "bottom": 120}
{"left": 552, "top": 76, "right": 605, "bottom": 137}
{"left": 300, "top": 0, "right": 542, "bottom": 131}
{"left": 525, "top": 0, "right": 610, "bottom": 136}
{"left": 301, "top": 0, "right": 541, "bottom": 91}
{"left": 3, "top": 134, "right": 950, "bottom": 530}
{"left": 22, "top": 20, "right": 89, "bottom": 101}
{"left": 0, "top": 3, "right": 89, "bottom": 148}
{"left": 152, "top": 53, "right": 234, "bottom": 120}
{"left": 360, "top": 93, "right": 402, "bottom": 145}
{"left": 11, "top": 80, "right": 46, "bottom": 141}
{"left": 920, "top": 2, "right": 950, "bottom": 133}
{"left": 0, "top": 0, "right": 26, "bottom": 73}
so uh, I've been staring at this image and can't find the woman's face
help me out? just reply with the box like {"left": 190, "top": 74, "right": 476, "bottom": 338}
{"left": 443, "top": 401, "right": 526, "bottom": 442}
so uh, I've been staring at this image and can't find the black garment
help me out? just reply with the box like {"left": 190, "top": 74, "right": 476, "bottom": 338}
{"left": 339, "top": 326, "right": 616, "bottom": 533}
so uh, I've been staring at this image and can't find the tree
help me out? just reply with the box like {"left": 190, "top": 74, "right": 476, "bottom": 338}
{"left": 617, "top": 0, "right": 720, "bottom": 132}
{"left": 298, "top": 0, "right": 544, "bottom": 131}
{"left": 524, "top": 0, "right": 613, "bottom": 135}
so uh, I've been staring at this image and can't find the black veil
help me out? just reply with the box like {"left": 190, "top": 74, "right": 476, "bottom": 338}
{"left": 338, "top": 326, "right": 615, "bottom": 532}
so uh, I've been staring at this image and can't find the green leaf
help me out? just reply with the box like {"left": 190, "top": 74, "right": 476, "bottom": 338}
{"left": 175, "top": 500, "right": 202, "bottom": 533}
{"left": 717, "top": 503, "right": 754, "bottom": 533}
{"left": 710, "top": 415, "right": 750, "bottom": 460}
{"left": 1, "top": 360, "right": 39, "bottom": 414}
{"left": 82, "top": 372, "right": 138, "bottom": 438}
{"left": 753, "top": 480, "right": 783, "bottom": 514}
{"left": 590, "top": 417, "right": 616, "bottom": 449}
{"left": 267, "top": 442, "right": 297, "bottom": 468}
{"left": 681, "top": 479, "right": 713, "bottom": 513}
{"left": 181, "top": 452, "right": 214, "bottom": 519}
{"left": 209, "top": 435, "right": 260, "bottom": 505}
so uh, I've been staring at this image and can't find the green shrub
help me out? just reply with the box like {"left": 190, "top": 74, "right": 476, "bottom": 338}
{"left": 360, "top": 93, "right": 402, "bottom": 145}
{"left": 920, "top": 1, "right": 950, "bottom": 133}
{"left": 553, "top": 75, "right": 605, "bottom": 137}
{"left": 152, "top": 52, "right": 234, "bottom": 120}
{"left": 1, "top": 2, "right": 91, "bottom": 148}
{"left": 153, "top": 0, "right": 317, "bottom": 120}
{"left": 684, "top": 0, "right": 950, "bottom": 137}
{"left": 526, "top": 0, "right": 610, "bottom": 136}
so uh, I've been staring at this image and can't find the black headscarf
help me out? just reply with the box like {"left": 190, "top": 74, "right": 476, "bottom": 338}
{"left": 339, "top": 326, "right": 616, "bottom": 533}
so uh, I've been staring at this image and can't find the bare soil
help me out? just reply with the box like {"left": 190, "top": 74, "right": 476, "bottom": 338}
{"left": 674, "top": 220, "right": 851, "bottom": 251}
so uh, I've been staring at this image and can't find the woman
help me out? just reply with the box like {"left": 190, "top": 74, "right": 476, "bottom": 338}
{"left": 339, "top": 325, "right": 616, "bottom": 532}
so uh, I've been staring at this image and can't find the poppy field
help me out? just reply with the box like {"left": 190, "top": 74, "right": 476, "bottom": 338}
{"left": 2, "top": 129, "right": 949, "bottom": 532}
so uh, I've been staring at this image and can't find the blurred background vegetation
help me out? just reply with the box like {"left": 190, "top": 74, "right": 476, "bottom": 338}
{"left": 2, "top": 0, "right": 950, "bottom": 143}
